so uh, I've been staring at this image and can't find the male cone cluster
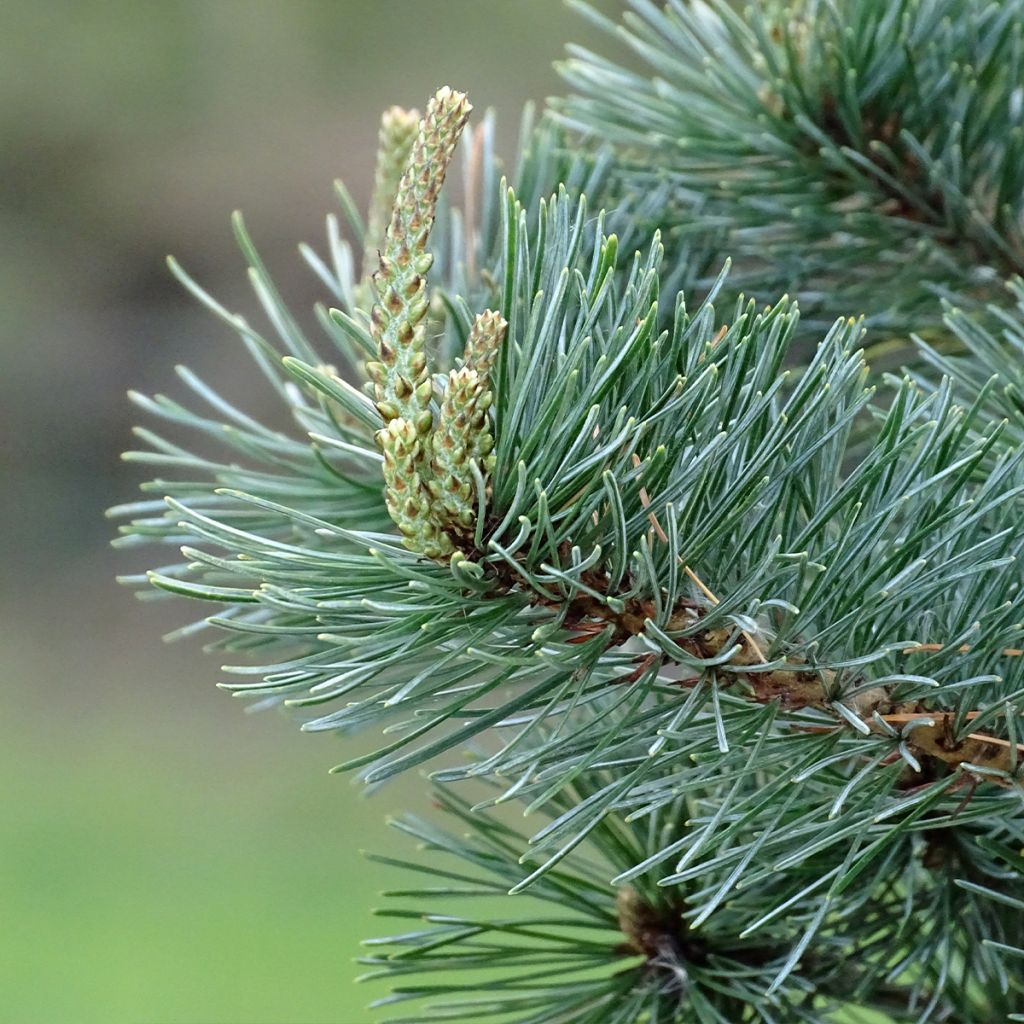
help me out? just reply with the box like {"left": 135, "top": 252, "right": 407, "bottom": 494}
{"left": 364, "top": 87, "right": 506, "bottom": 558}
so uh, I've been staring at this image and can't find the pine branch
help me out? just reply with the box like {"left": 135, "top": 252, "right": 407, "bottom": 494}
{"left": 557, "top": 0, "right": 1024, "bottom": 335}
{"left": 118, "top": 156, "right": 1024, "bottom": 934}
{"left": 360, "top": 779, "right": 1023, "bottom": 1022}
{"left": 916, "top": 278, "right": 1024, "bottom": 449}
{"left": 111, "top": 67, "right": 1024, "bottom": 1023}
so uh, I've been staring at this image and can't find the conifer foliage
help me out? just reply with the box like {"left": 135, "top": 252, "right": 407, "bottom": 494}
{"left": 113, "top": 2, "right": 1024, "bottom": 1021}
{"left": 560, "top": 0, "right": 1024, "bottom": 335}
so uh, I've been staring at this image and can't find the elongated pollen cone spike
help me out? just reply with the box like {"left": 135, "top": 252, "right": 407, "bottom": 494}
{"left": 431, "top": 310, "right": 507, "bottom": 533}
{"left": 370, "top": 87, "right": 472, "bottom": 425}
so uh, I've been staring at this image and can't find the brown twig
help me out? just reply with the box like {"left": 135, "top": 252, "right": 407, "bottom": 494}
{"left": 877, "top": 711, "right": 1024, "bottom": 754}
{"left": 904, "top": 642, "right": 1023, "bottom": 657}
{"left": 630, "top": 453, "right": 767, "bottom": 663}
{"left": 535, "top": 450, "right": 1022, "bottom": 785}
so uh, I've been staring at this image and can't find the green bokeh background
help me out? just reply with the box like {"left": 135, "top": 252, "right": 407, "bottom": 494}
{"left": 0, "top": 3, "right": 620, "bottom": 1021}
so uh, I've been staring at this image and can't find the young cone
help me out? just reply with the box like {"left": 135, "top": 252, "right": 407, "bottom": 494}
{"left": 364, "top": 86, "right": 472, "bottom": 553}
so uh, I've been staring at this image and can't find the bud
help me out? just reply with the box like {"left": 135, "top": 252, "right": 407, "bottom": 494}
{"left": 361, "top": 106, "right": 420, "bottom": 287}
{"left": 462, "top": 308, "right": 507, "bottom": 378}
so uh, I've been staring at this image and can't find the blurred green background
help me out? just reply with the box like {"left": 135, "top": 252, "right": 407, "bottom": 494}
{"left": 0, "top": 3, "right": 620, "bottom": 1021}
